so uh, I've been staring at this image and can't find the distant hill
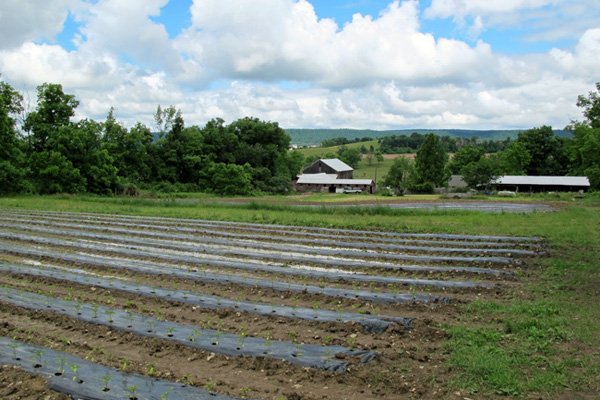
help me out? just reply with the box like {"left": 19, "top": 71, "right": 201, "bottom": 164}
{"left": 285, "top": 128, "right": 570, "bottom": 146}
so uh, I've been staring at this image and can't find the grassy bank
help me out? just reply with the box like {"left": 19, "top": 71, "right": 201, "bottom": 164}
{"left": 0, "top": 194, "right": 598, "bottom": 397}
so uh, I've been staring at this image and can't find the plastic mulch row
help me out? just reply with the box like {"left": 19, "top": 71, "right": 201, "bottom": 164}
{"left": 5, "top": 208, "right": 541, "bottom": 242}
{"left": 0, "top": 262, "right": 413, "bottom": 332}
{"left": 0, "top": 287, "right": 377, "bottom": 372}
{"left": 0, "top": 336, "right": 246, "bottom": 400}
{"left": 0, "top": 232, "right": 498, "bottom": 289}
{"left": 0, "top": 216, "right": 538, "bottom": 257}
{"left": 0, "top": 220, "right": 516, "bottom": 276}
{"left": 0, "top": 241, "right": 448, "bottom": 305}
{"left": 5, "top": 209, "right": 542, "bottom": 249}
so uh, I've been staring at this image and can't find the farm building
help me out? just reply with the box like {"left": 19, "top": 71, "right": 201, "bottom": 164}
{"left": 294, "top": 158, "right": 375, "bottom": 193}
{"left": 490, "top": 176, "right": 590, "bottom": 193}
{"left": 302, "top": 159, "right": 354, "bottom": 179}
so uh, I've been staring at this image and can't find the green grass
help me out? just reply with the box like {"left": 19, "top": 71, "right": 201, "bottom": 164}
{"left": 0, "top": 194, "right": 599, "bottom": 397}
{"left": 296, "top": 139, "right": 381, "bottom": 159}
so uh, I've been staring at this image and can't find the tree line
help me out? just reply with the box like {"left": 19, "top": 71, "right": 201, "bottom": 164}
{"left": 1, "top": 78, "right": 303, "bottom": 196}
{"left": 380, "top": 83, "right": 600, "bottom": 193}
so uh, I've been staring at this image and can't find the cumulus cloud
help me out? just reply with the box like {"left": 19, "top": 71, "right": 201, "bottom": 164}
{"left": 0, "top": 0, "right": 83, "bottom": 49}
{"left": 0, "top": 0, "right": 597, "bottom": 132}
{"left": 175, "top": 0, "right": 494, "bottom": 88}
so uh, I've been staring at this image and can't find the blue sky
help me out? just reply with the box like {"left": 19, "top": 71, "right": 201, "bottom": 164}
{"left": 1, "top": 0, "right": 599, "bottom": 132}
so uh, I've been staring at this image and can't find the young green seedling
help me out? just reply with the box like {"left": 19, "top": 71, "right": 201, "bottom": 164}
{"left": 127, "top": 384, "right": 139, "bottom": 400}
{"left": 6, "top": 343, "right": 19, "bottom": 360}
{"left": 105, "top": 310, "right": 115, "bottom": 323}
{"left": 120, "top": 357, "right": 131, "bottom": 371}
{"left": 55, "top": 356, "right": 67, "bottom": 375}
{"left": 70, "top": 364, "right": 82, "bottom": 383}
{"left": 166, "top": 326, "right": 176, "bottom": 337}
{"left": 145, "top": 361, "right": 156, "bottom": 376}
{"left": 100, "top": 375, "right": 112, "bottom": 391}
{"left": 32, "top": 350, "right": 44, "bottom": 367}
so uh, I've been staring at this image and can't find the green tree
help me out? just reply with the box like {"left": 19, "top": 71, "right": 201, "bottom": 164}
{"left": 25, "top": 83, "right": 79, "bottom": 152}
{"left": 499, "top": 142, "right": 531, "bottom": 175}
{"left": 515, "top": 125, "right": 565, "bottom": 175}
{"left": 381, "top": 156, "right": 416, "bottom": 194}
{"left": 575, "top": 82, "right": 600, "bottom": 129}
{"left": 339, "top": 147, "right": 362, "bottom": 168}
{"left": 461, "top": 155, "right": 501, "bottom": 190}
{"left": 203, "top": 162, "right": 252, "bottom": 196}
{"left": 447, "top": 144, "right": 485, "bottom": 174}
{"left": 415, "top": 133, "right": 449, "bottom": 187}
{"left": 28, "top": 150, "right": 85, "bottom": 194}
{"left": 566, "top": 83, "right": 600, "bottom": 190}
{"left": 0, "top": 78, "right": 29, "bottom": 194}
{"left": 47, "top": 119, "right": 118, "bottom": 194}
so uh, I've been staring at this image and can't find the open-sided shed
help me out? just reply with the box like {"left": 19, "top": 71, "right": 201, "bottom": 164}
{"left": 490, "top": 176, "right": 590, "bottom": 193}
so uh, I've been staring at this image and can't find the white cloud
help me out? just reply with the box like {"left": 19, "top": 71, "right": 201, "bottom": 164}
{"left": 0, "top": 0, "right": 82, "bottom": 49}
{"left": 0, "top": 0, "right": 597, "bottom": 133}
{"left": 176, "top": 0, "right": 494, "bottom": 87}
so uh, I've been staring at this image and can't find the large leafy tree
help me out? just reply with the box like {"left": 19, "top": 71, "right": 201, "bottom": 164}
{"left": 499, "top": 142, "right": 531, "bottom": 175}
{"left": 0, "top": 78, "right": 29, "bottom": 194}
{"left": 447, "top": 144, "right": 485, "bottom": 175}
{"left": 415, "top": 133, "right": 449, "bottom": 187}
{"left": 103, "top": 109, "right": 153, "bottom": 182}
{"left": 47, "top": 119, "right": 118, "bottom": 194}
{"left": 25, "top": 83, "right": 79, "bottom": 152}
{"left": 515, "top": 125, "right": 566, "bottom": 176}
{"left": 566, "top": 83, "right": 600, "bottom": 190}
{"left": 461, "top": 155, "right": 501, "bottom": 190}
{"left": 381, "top": 156, "right": 416, "bottom": 194}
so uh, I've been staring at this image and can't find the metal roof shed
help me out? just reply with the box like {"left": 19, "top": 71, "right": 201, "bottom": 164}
{"left": 491, "top": 176, "right": 590, "bottom": 192}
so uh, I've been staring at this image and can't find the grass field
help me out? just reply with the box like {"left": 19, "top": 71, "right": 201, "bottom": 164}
{"left": 0, "top": 194, "right": 599, "bottom": 398}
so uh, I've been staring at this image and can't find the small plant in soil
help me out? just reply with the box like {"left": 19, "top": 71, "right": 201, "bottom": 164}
{"left": 127, "top": 384, "right": 138, "bottom": 400}
{"left": 293, "top": 343, "right": 303, "bottom": 357}
{"left": 6, "top": 343, "right": 20, "bottom": 360}
{"left": 165, "top": 326, "right": 176, "bottom": 337}
{"left": 127, "top": 312, "right": 135, "bottom": 327}
{"left": 178, "top": 374, "right": 194, "bottom": 386}
{"left": 91, "top": 304, "right": 99, "bottom": 318}
{"left": 31, "top": 350, "right": 44, "bottom": 368}
{"left": 145, "top": 361, "right": 156, "bottom": 376}
{"left": 55, "top": 356, "right": 67, "bottom": 375}
{"left": 120, "top": 357, "right": 131, "bottom": 371}
{"left": 105, "top": 310, "right": 115, "bottom": 323}
{"left": 70, "top": 364, "right": 82, "bottom": 383}
{"left": 239, "top": 386, "right": 252, "bottom": 398}
{"left": 212, "top": 332, "right": 222, "bottom": 346}
{"left": 146, "top": 320, "right": 157, "bottom": 333}
{"left": 100, "top": 375, "right": 112, "bottom": 392}
{"left": 160, "top": 387, "right": 173, "bottom": 399}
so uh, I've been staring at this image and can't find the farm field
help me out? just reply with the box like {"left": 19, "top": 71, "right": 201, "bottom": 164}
{"left": 0, "top": 196, "right": 599, "bottom": 399}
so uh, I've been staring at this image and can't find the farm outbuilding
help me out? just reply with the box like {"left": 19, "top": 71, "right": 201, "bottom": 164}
{"left": 302, "top": 159, "right": 354, "bottom": 179}
{"left": 294, "top": 173, "right": 375, "bottom": 194}
{"left": 490, "top": 176, "right": 590, "bottom": 193}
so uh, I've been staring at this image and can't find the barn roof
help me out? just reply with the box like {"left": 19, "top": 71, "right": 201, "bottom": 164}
{"left": 492, "top": 176, "right": 590, "bottom": 187}
{"left": 318, "top": 159, "right": 353, "bottom": 172}
{"left": 296, "top": 173, "right": 373, "bottom": 185}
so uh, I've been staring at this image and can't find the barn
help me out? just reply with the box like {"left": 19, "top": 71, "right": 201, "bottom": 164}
{"left": 301, "top": 159, "right": 354, "bottom": 179}
{"left": 490, "top": 176, "right": 590, "bottom": 193}
{"left": 294, "top": 158, "right": 374, "bottom": 194}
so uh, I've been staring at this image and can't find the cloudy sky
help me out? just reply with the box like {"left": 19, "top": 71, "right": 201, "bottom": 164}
{"left": 1, "top": 0, "right": 599, "bottom": 132}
